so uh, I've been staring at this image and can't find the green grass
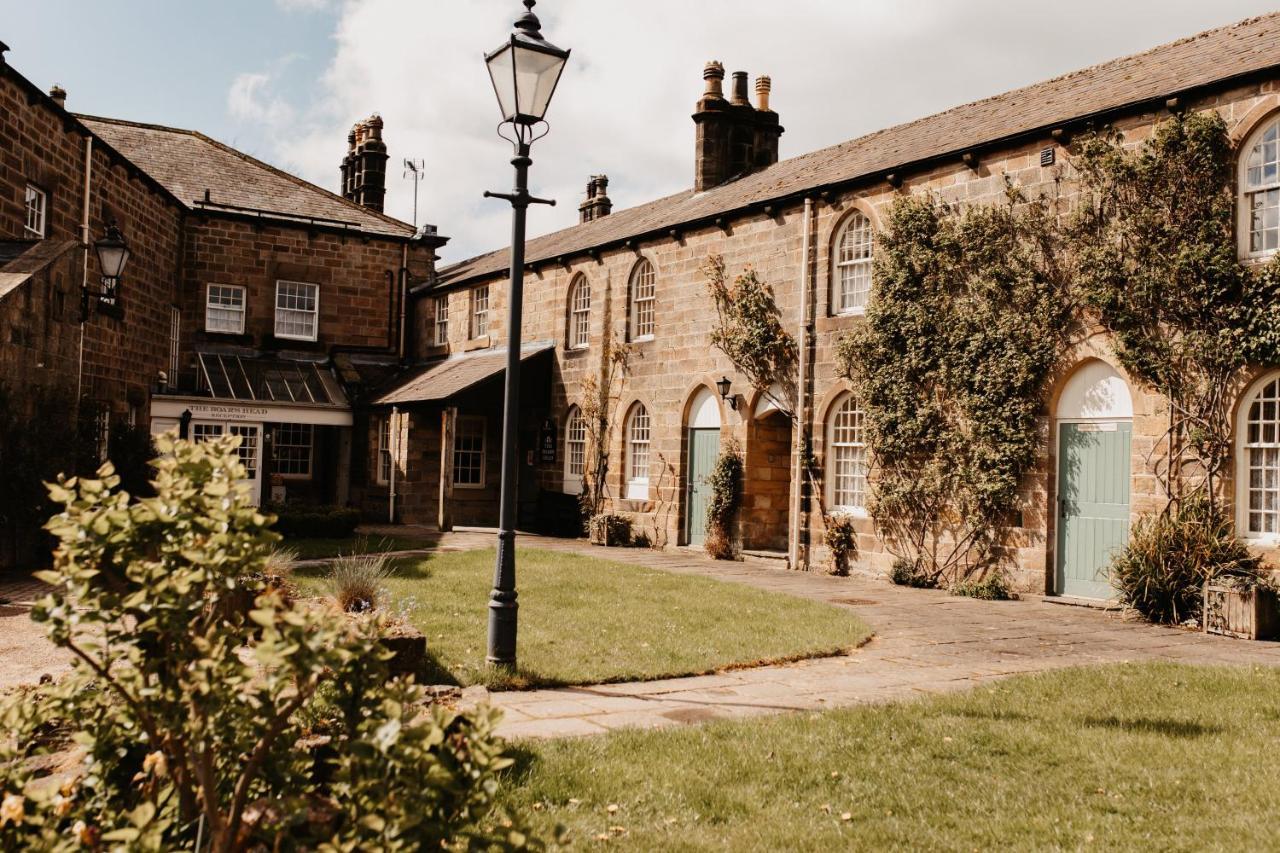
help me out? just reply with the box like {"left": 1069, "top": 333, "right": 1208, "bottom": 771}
{"left": 294, "top": 547, "right": 868, "bottom": 690}
{"left": 283, "top": 535, "right": 437, "bottom": 561}
{"left": 498, "top": 663, "right": 1280, "bottom": 850}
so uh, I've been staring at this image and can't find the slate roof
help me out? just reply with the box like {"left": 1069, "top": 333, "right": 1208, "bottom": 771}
{"left": 373, "top": 342, "right": 555, "bottom": 405}
{"left": 77, "top": 116, "right": 416, "bottom": 239}
{"left": 441, "top": 12, "right": 1280, "bottom": 285}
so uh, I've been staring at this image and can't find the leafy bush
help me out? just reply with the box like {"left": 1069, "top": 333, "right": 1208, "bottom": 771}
{"left": 269, "top": 503, "right": 361, "bottom": 538}
{"left": 326, "top": 551, "right": 394, "bottom": 613}
{"left": 0, "top": 434, "right": 529, "bottom": 851}
{"left": 823, "top": 514, "right": 858, "bottom": 576}
{"left": 705, "top": 439, "right": 744, "bottom": 561}
{"left": 588, "top": 513, "right": 632, "bottom": 546}
{"left": 1111, "top": 499, "right": 1266, "bottom": 624}
{"left": 951, "top": 571, "right": 1015, "bottom": 600}
{"left": 889, "top": 557, "right": 937, "bottom": 589}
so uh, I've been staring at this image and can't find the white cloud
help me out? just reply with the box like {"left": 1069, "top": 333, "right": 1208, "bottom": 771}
{"left": 275, "top": 0, "right": 332, "bottom": 12}
{"left": 231, "top": 0, "right": 1280, "bottom": 262}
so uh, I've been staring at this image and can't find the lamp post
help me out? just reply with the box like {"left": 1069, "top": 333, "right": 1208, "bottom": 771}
{"left": 482, "top": 0, "right": 569, "bottom": 668}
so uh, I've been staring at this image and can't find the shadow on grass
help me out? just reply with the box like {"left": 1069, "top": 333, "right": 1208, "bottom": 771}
{"left": 1081, "top": 715, "right": 1222, "bottom": 738}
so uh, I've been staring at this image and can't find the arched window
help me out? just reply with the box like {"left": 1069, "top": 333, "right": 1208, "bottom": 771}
{"left": 568, "top": 275, "right": 591, "bottom": 349}
{"left": 826, "top": 393, "right": 867, "bottom": 512}
{"left": 629, "top": 259, "right": 656, "bottom": 340}
{"left": 834, "top": 211, "right": 874, "bottom": 315}
{"left": 1241, "top": 116, "right": 1280, "bottom": 258}
{"left": 564, "top": 405, "right": 586, "bottom": 495}
{"left": 1240, "top": 375, "right": 1280, "bottom": 537}
{"left": 625, "top": 403, "right": 651, "bottom": 500}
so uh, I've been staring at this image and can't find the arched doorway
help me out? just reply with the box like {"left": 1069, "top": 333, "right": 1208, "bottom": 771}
{"left": 743, "top": 387, "right": 793, "bottom": 552}
{"left": 684, "top": 387, "right": 722, "bottom": 546}
{"left": 1054, "top": 360, "right": 1134, "bottom": 599}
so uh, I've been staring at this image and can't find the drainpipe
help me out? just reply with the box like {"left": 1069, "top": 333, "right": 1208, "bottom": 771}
{"left": 399, "top": 243, "right": 409, "bottom": 359}
{"left": 790, "top": 197, "right": 813, "bottom": 571}
{"left": 76, "top": 135, "right": 93, "bottom": 404}
{"left": 388, "top": 406, "right": 399, "bottom": 524}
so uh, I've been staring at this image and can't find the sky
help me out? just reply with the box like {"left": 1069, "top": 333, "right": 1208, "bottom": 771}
{"left": 3, "top": 0, "right": 1279, "bottom": 262}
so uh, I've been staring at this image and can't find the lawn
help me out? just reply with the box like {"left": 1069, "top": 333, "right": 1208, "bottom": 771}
{"left": 283, "top": 534, "right": 438, "bottom": 560}
{"left": 498, "top": 663, "right": 1280, "bottom": 850}
{"left": 294, "top": 547, "right": 869, "bottom": 690}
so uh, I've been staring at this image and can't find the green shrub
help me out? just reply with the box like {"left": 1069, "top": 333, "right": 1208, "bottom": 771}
{"left": 269, "top": 503, "right": 361, "bottom": 538}
{"left": 1111, "top": 499, "right": 1266, "bottom": 625}
{"left": 0, "top": 434, "right": 529, "bottom": 851}
{"left": 823, "top": 514, "right": 859, "bottom": 576}
{"left": 326, "top": 552, "right": 394, "bottom": 613}
{"left": 889, "top": 557, "right": 938, "bottom": 589}
{"left": 705, "top": 439, "right": 744, "bottom": 561}
{"left": 951, "top": 571, "right": 1015, "bottom": 600}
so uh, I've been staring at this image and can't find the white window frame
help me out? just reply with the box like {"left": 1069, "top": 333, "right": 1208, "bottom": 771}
{"left": 629, "top": 259, "right": 656, "bottom": 341}
{"left": 834, "top": 211, "right": 874, "bottom": 315}
{"left": 826, "top": 393, "right": 868, "bottom": 515}
{"left": 625, "top": 403, "right": 650, "bottom": 500}
{"left": 470, "top": 285, "right": 489, "bottom": 339}
{"left": 1236, "top": 372, "right": 1280, "bottom": 542}
{"left": 1241, "top": 117, "right": 1280, "bottom": 261}
{"left": 168, "top": 306, "right": 181, "bottom": 379}
{"left": 205, "top": 284, "right": 246, "bottom": 335}
{"left": 564, "top": 405, "right": 586, "bottom": 494}
{"left": 376, "top": 416, "right": 393, "bottom": 485}
{"left": 568, "top": 275, "right": 591, "bottom": 349}
{"left": 453, "top": 416, "right": 486, "bottom": 488}
{"left": 274, "top": 280, "right": 320, "bottom": 342}
{"left": 272, "top": 423, "right": 314, "bottom": 479}
{"left": 24, "top": 185, "right": 46, "bottom": 238}
{"left": 434, "top": 294, "right": 449, "bottom": 346}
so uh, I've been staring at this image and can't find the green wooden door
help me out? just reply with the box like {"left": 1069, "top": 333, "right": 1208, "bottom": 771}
{"left": 1056, "top": 421, "right": 1132, "bottom": 599}
{"left": 686, "top": 428, "right": 720, "bottom": 546}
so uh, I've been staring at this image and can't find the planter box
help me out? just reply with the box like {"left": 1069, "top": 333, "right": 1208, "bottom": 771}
{"left": 1203, "top": 583, "right": 1280, "bottom": 640}
{"left": 588, "top": 515, "right": 631, "bottom": 547}
{"left": 380, "top": 630, "right": 428, "bottom": 680}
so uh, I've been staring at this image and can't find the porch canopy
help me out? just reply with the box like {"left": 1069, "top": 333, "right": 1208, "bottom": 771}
{"left": 373, "top": 342, "right": 554, "bottom": 406}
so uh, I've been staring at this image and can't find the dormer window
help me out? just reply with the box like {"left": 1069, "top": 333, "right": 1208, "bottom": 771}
{"left": 24, "top": 185, "right": 46, "bottom": 238}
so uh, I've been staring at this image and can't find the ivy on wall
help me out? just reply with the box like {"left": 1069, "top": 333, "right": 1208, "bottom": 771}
{"left": 1073, "top": 111, "right": 1280, "bottom": 510}
{"left": 835, "top": 185, "right": 1075, "bottom": 585}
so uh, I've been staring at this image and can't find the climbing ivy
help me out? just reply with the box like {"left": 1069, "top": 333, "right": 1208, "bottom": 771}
{"left": 1073, "top": 111, "right": 1280, "bottom": 510}
{"left": 704, "top": 438, "right": 743, "bottom": 560}
{"left": 836, "top": 185, "right": 1075, "bottom": 584}
{"left": 704, "top": 255, "right": 798, "bottom": 415}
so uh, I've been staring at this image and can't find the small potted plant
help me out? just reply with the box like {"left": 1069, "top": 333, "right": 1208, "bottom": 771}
{"left": 824, "top": 513, "right": 858, "bottom": 577}
{"left": 1203, "top": 571, "right": 1280, "bottom": 640}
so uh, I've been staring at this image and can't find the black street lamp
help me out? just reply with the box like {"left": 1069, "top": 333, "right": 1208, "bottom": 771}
{"left": 482, "top": 0, "right": 569, "bottom": 669}
{"left": 82, "top": 223, "right": 131, "bottom": 321}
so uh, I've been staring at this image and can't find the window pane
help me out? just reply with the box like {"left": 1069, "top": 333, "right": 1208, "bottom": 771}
{"left": 272, "top": 423, "right": 313, "bottom": 476}
{"left": 828, "top": 395, "right": 866, "bottom": 510}
{"left": 836, "top": 214, "right": 873, "bottom": 313}
{"left": 454, "top": 418, "right": 485, "bottom": 485}
{"left": 275, "top": 282, "right": 318, "bottom": 340}
{"left": 1246, "top": 379, "right": 1280, "bottom": 534}
{"left": 630, "top": 261, "right": 656, "bottom": 339}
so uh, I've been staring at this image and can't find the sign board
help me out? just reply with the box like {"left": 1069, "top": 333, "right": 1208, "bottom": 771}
{"left": 538, "top": 419, "right": 557, "bottom": 464}
{"left": 150, "top": 396, "right": 353, "bottom": 427}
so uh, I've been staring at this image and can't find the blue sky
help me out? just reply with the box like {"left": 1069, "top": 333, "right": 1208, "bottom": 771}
{"left": 4, "top": 1, "right": 1279, "bottom": 261}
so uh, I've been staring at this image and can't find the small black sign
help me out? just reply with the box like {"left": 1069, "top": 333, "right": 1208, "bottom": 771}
{"left": 538, "top": 419, "right": 557, "bottom": 464}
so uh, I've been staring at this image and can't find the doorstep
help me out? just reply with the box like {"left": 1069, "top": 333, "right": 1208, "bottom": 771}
{"left": 1042, "top": 594, "right": 1120, "bottom": 610}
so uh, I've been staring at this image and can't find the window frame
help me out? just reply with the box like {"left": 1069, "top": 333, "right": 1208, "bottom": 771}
{"left": 453, "top": 415, "right": 486, "bottom": 489}
{"left": 833, "top": 210, "right": 874, "bottom": 316}
{"left": 563, "top": 405, "right": 586, "bottom": 495}
{"left": 1240, "top": 116, "right": 1280, "bottom": 261}
{"left": 271, "top": 423, "right": 314, "bottom": 479}
{"left": 24, "top": 184, "right": 47, "bottom": 238}
{"left": 625, "top": 403, "right": 651, "bottom": 501}
{"left": 376, "top": 415, "right": 393, "bottom": 485}
{"left": 168, "top": 306, "right": 181, "bottom": 379}
{"left": 469, "top": 285, "right": 489, "bottom": 340}
{"left": 273, "top": 280, "right": 320, "bottom": 342}
{"left": 434, "top": 294, "right": 449, "bottom": 346}
{"left": 1236, "top": 372, "right": 1280, "bottom": 542}
{"left": 825, "top": 392, "right": 868, "bottom": 515}
{"left": 568, "top": 274, "right": 591, "bottom": 350}
{"left": 629, "top": 259, "right": 656, "bottom": 341}
{"left": 205, "top": 284, "right": 247, "bottom": 335}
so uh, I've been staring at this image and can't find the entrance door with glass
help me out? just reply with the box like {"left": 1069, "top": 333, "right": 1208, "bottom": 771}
{"left": 191, "top": 421, "right": 263, "bottom": 505}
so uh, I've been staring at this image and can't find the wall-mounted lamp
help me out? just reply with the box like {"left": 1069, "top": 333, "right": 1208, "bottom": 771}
{"left": 716, "top": 375, "right": 738, "bottom": 410}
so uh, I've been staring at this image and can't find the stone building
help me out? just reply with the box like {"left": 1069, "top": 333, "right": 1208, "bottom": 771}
{"left": 375, "top": 13, "right": 1280, "bottom": 599}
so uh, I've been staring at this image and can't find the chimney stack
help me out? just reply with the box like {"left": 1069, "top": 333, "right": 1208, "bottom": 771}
{"left": 49, "top": 84, "right": 66, "bottom": 109}
{"left": 341, "top": 114, "right": 390, "bottom": 213}
{"left": 578, "top": 175, "right": 612, "bottom": 223}
{"left": 692, "top": 63, "right": 783, "bottom": 192}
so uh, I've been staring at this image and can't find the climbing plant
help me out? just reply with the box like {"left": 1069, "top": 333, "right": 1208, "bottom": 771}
{"left": 704, "top": 438, "right": 743, "bottom": 560}
{"left": 836, "top": 185, "right": 1076, "bottom": 585}
{"left": 1072, "top": 111, "right": 1280, "bottom": 511}
{"left": 579, "top": 272, "right": 634, "bottom": 521}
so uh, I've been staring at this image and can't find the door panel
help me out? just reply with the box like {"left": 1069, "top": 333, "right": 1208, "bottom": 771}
{"left": 685, "top": 428, "right": 720, "bottom": 546}
{"left": 1056, "top": 421, "right": 1132, "bottom": 599}
{"left": 192, "top": 421, "right": 263, "bottom": 506}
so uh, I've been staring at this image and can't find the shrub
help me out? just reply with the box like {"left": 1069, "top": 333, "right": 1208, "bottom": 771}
{"left": 588, "top": 513, "right": 632, "bottom": 546}
{"left": 889, "top": 557, "right": 937, "bottom": 589}
{"left": 0, "top": 434, "right": 528, "bottom": 851}
{"left": 326, "top": 552, "right": 394, "bottom": 613}
{"left": 269, "top": 503, "right": 361, "bottom": 538}
{"left": 823, "top": 514, "right": 858, "bottom": 576}
{"left": 951, "top": 571, "right": 1015, "bottom": 600}
{"left": 1111, "top": 499, "right": 1266, "bottom": 624}
{"left": 705, "top": 439, "right": 744, "bottom": 561}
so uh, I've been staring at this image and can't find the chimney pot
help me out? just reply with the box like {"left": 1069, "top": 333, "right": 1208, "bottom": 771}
{"left": 754, "top": 76, "right": 771, "bottom": 112}
{"left": 730, "top": 71, "right": 750, "bottom": 106}
{"left": 49, "top": 84, "right": 67, "bottom": 108}
{"left": 702, "top": 61, "right": 725, "bottom": 98}
{"left": 579, "top": 174, "right": 612, "bottom": 223}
